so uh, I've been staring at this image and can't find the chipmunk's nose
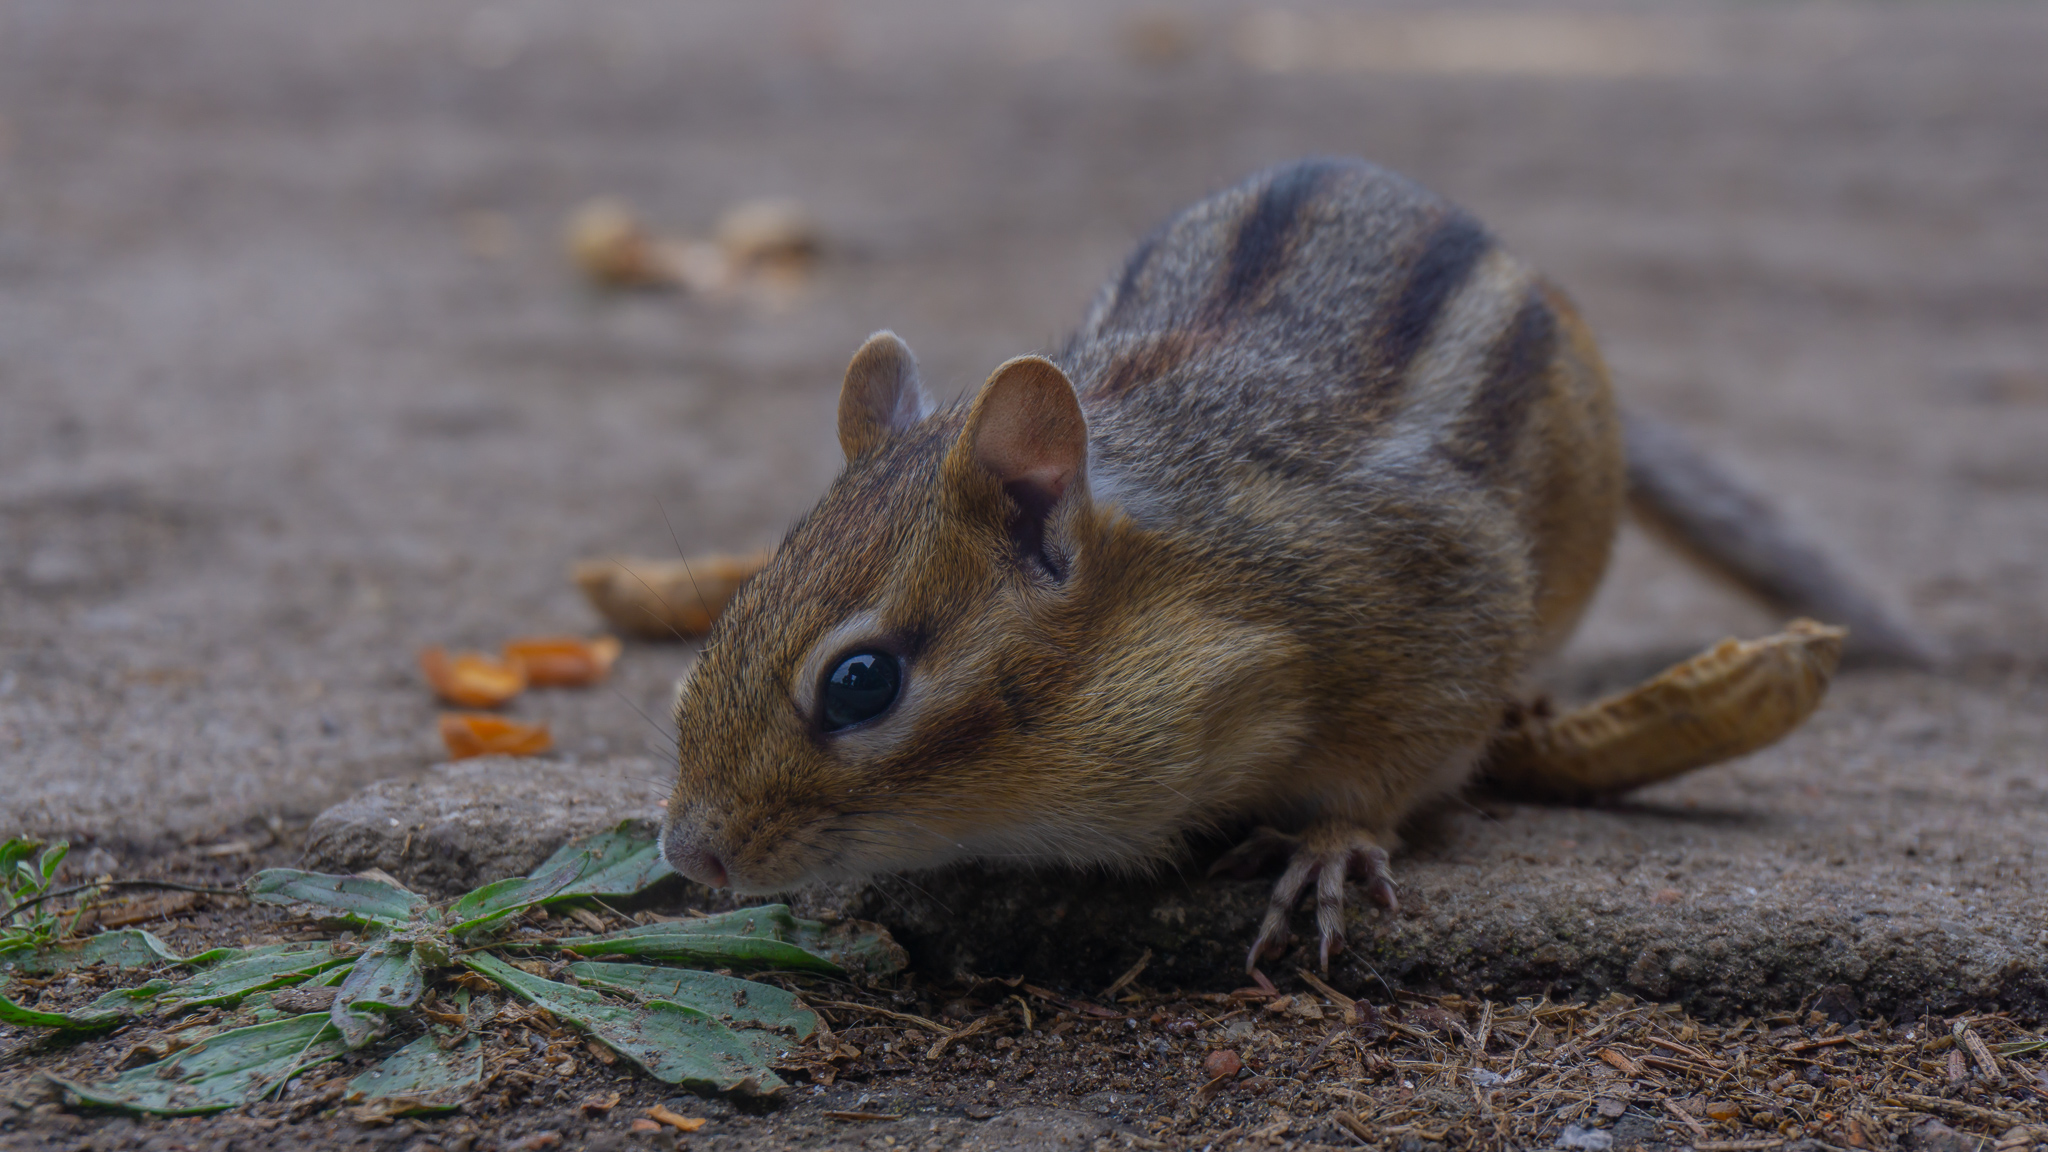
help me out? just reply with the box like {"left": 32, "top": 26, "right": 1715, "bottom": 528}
{"left": 661, "top": 830, "right": 730, "bottom": 888}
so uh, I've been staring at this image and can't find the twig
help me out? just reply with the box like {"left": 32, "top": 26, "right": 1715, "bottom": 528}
{"left": 819, "top": 1001, "right": 951, "bottom": 1036}
{"left": 1597, "top": 1047, "right": 1642, "bottom": 1076}
{"left": 925, "top": 1013, "right": 1001, "bottom": 1060}
{"left": 1959, "top": 1028, "right": 2004, "bottom": 1085}
{"left": 1296, "top": 967, "right": 1361, "bottom": 1026}
{"left": 1023, "top": 983, "right": 1124, "bottom": 1020}
{"left": 1661, "top": 1097, "right": 1710, "bottom": 1141}
{"left": 1889, "top": 1093, "right": 2023, "bottom": 1129}
{"left": 1101, "top": 948, "right": 1152, "bottom": 1000}
{"left": 5, "top": 879, "right": 240, "bottom": 920}
{"left": 1649, "top": 1035, "right": 1727, "bottom": 1068}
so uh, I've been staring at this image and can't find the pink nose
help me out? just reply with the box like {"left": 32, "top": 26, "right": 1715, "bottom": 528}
{"left": 665, "top": 841, "right": 729, "bottom": 888}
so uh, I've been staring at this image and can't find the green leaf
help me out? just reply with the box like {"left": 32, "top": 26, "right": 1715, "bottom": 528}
{"left": 444, "top": 861, "right": 581, "bottom": 938}
{"left": 562, "top": 905, "right": 904, "bottom": 978}
{"left": 0, "top": 837, "right": 40, "bottom": 880}
{"left": 37, "top": 842, "right": 68, "bottom": 884}
{"left": 346, "top": 1033, "right": 483, "bottom": 1114}
{"left": 530, "top": 825, "right": 670, "bottom": 899}
{"left": 0, "top": 929, "right": 185, "bottom": 975}
{"left": 549, "top": 905, "right": 905, "bottom": 976}
{"left": 0, "top": 990, "right": 120, "bottom": 1030}
{"left": 552, "top": 927, "right": 837, "bottom": 973}
{"left": 463, "top": 952, "right": 786, "bottom": 1097}
{"left": 566, "top": 961, "right": 819, "bottom": 1040}
{"left": 330, "top": 943, "right": 424, "bottom": 1048}
{"left": 0, "top": 979, "right": 176, "bottom": 1030}
{"left": 156, "top": 944, "right": 353, "bottom": 1012}
{"left": 244, "top": 870, "right": 428, "bottom": 927}
{"left": 47, "top": 1013, "right": 346, "bottom": 1115}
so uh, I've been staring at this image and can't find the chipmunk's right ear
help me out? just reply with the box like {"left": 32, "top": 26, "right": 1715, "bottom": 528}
{"left": 838, "top": 331, "right": 932, "bottom": 460}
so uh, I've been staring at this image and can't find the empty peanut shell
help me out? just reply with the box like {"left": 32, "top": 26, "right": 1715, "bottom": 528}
{"left": 1484, "top": 618, "right": 1847, "bottom": 800}
{"left": 572, "top": 551, "right": 773, "bottom": 639}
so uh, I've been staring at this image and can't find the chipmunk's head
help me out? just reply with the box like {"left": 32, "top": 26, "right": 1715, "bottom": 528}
{"left": 661, "top": 330, "right": 1165, "bottom": 894}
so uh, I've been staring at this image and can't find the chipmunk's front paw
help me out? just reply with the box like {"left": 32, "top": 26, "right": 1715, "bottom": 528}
{"left": 1222, "top": 824, "right": 1397, "bottom": 975}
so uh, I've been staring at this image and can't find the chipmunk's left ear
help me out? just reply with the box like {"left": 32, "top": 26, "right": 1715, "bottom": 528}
{"left": 946, "top": 356, "right": 1090, "bottom": 576}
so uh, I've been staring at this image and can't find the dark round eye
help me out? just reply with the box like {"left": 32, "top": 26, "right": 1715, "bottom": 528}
{"left": 821, "top": 650, "right": 901, "bottom": 731}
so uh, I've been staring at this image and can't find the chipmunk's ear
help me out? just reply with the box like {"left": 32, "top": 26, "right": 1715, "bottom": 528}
{"left": 838, "top": 331, "right": 932, "bottom": 461}
{"left": 947, "top": 355, "right": 1089, "bottom": 577}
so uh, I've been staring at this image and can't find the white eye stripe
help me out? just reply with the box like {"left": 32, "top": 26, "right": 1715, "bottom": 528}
{"left": 791, "top": 610, "right": 887, "bottom": 720}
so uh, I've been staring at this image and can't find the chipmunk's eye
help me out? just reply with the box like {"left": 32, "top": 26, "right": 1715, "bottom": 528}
{"left": 821, "top": 650, "right": 900, "bottom": 731}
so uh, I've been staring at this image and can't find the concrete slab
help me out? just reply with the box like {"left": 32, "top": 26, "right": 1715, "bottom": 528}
{"left": 4, "top": 0, "right": 2045, "bottom": 1023}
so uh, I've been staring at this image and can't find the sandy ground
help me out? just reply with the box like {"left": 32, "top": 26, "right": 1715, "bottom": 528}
{"left": 2, "top": 0, "right": 2047, "bottom": 1146}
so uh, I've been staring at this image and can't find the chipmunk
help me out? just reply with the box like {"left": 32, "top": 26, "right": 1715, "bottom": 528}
{"left": 658, "top": 157, "right": 1931, "bottom": 974}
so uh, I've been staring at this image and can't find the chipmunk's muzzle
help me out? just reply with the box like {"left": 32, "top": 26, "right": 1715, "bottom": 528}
{"left": 658, "top": 812, "right": 730, "bottom": 889}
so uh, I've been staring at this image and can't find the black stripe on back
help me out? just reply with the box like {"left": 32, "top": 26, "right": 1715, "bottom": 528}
{"left": 1382, "top": 211, "right": 1493, "bottom": 377}
{"left": 1447, "top": 289, "right": 1558, "bottom": 477}
{"left": 1208, "top": 159, "right": 1344, "bottom": 319}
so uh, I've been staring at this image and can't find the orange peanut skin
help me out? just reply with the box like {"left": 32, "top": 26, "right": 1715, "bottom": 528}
{"left": 664, "top": 159, "right": 1624, "bottom": 893}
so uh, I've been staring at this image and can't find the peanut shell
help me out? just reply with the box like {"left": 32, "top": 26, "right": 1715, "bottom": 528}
{"left": 1484, "top": 618, "right": 1846, "bottom": 800}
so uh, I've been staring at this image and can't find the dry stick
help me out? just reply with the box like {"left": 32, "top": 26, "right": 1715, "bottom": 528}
{"left": 4, "top": 879, "right": 239, "bottom": 920}
{"left": 1023, "top": 983, "right": 1124, "bottom": 1020}
{"left": 1597, "top": 1047, "right": 1643, "bottom": 1077}
{"left": 819, "top": 1000, "right": 951, "bottom": 1036}
{"left": 1100, "top": 948, "right": 1152, "bottom": 1000}
{"left": 1959, "top": 1028, "right": 2005, "bottom": 1085}
{"left": 925, "top": 1013, "right": 1002, "bottom": 1061}
{"left": 1890, "top": 1093, "right": 2025, "bottom": 1130}
{"left": 1649, "top": 1035, "right": 1728, "bottom": 1068}
{"left": 1661, "top": 1097, "right": 1711, "bottom": 1142}
{"left": 1295, "top": 967, "right": 1361, "bottom": 1026}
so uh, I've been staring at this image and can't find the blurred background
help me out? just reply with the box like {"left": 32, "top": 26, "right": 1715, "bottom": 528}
{"left": 2, "top": 0, "right": 2045, "bottom": 844}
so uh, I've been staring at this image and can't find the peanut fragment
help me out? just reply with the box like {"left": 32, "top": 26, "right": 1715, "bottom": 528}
{"left": 502, "top": 635, "right": 622, "bottom": 687}
{"left": 645, "top": 1104, "right": 707, "bottom": 1132}
{"left": 564, "top": 196, "right": 817, "bottom": 298}
{"left": 1484, "top": 618, "right": 1847, "bottom": 800}
{"left": 572, "top": 551, "right": 773, "bottom": 639}
{"left": 564, "top": 198, "right": 684, "bottom": 289}
{"left": 439, "top": 712, "right": 552, "bottom": 760}
{"left": 418, "top": 646, "right": 527, "bottom": 709}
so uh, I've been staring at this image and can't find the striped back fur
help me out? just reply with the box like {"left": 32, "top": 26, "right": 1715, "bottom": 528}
{"left": 663, "top": 158, "right": 1624, "bottom": 894}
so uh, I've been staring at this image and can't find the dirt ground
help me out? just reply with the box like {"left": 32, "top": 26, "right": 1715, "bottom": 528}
{"left": 4, "top": 0, "right": 2047, "bottom": 1148}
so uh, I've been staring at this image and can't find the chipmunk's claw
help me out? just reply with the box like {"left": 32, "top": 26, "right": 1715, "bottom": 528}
{"left": 1237, "top": 826, "right": 1397, "bottom": 974}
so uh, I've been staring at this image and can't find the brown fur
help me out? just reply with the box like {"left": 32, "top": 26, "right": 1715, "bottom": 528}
{"left": 665, "top": 158, "right": 1619, "bottom": 894}
{"left": 661, "top": 158, "right": 1919, "bottom": 965}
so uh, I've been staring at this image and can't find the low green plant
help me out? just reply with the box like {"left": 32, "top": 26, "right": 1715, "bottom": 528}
{"left": 0, "top": 825, "right": 902, "bottom": 1116}
{"left": 1, "top": 837, "right": 81, "bottom": 952}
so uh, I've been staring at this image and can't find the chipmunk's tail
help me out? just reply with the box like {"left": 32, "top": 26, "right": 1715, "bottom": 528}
{"left": 1621, "top": 410, "right": 1942, "bottom": 668}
